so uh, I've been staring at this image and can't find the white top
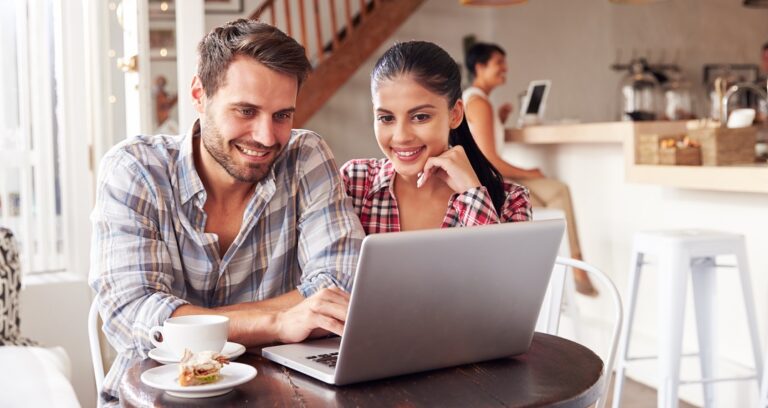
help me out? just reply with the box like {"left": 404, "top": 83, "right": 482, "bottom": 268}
{"left": 462, "top": 86, "right": 505, "bottom": 152}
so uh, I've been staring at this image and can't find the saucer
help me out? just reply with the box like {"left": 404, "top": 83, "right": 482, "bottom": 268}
{"left": 148, "top": 342, "right": 246, "bottom": 365}
{"left": 140, "top": 362, "right": 257, "bottom": 398}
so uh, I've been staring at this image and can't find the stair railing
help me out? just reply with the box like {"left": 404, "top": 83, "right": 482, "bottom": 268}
{"left": 250, "top": 0, "right": 376, "bottom": 65}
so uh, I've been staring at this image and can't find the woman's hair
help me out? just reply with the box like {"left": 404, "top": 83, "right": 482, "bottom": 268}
{"left": 465, "top": 42, "right": 506, "bottom": 77}
{"left": 371, "top": 41, "right": 506, "bottom": 214}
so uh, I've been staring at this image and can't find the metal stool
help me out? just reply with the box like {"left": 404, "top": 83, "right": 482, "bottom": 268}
{"left": 612, "top": 230, "right": 763, "bottom": 408}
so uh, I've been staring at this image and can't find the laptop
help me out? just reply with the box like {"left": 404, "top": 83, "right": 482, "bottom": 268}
{"left": 262, "top": 219, "right": 565, "bottom": 385}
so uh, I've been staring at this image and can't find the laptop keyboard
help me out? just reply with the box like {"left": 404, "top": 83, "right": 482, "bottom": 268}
{"left": 305, "top": 352, "right": 338, "bottom": 368}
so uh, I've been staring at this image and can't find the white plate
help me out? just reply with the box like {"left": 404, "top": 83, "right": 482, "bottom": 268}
{"left": 141, "top": 362, "right": 257, "bottom": 398}
{"left": 148, "top": 342, "right": 247, "bottom": 365}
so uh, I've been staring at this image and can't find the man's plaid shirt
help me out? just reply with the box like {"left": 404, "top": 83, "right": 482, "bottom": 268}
{"left": 89, "top": 122, "right": 363, "bottom": 405}
{"left": 340, "top": 158, "right": 531, "bottom": 233}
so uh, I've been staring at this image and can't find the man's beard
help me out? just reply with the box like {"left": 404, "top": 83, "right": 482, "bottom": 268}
{"left": 200, "top": 116, "right": 282, "bottom": 183}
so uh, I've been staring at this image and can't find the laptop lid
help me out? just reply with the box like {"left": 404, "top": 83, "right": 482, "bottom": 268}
{"left": 333, "top": 219, "right": 565, "bottom": 385}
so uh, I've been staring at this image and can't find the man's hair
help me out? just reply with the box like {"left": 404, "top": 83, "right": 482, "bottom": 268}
{"left": 464, "top": 42, "right": 506, "bottom": 76}
{"left": 197, "top": 19, "right": 311, "bottom": 97}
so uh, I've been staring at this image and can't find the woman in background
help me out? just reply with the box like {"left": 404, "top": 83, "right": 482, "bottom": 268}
{"left": 341, "top": 41, "right": 530, "bottom": 235}
{"left": 462, "top": 42, "right": 596, "bottom": 296}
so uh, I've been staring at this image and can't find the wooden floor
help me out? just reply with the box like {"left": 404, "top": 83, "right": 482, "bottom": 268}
{"left": 603, "top": 377, "right": 697, "bottom": 408}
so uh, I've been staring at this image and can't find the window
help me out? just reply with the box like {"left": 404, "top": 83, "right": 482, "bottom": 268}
{"left": 0, "top": 0, "right": 91, "bottom": 276}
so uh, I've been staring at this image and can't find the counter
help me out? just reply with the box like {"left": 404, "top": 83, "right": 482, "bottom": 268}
{"left": 507, "top": 121, "right": 768, "bottom": 194}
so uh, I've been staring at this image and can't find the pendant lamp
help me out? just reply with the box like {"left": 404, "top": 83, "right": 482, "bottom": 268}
{"left": 460, "top": 0, "right": 527, "bottom": 5}
{"left": 609, "top": 0, "right": 667, "bottom": 3}
{"left": 743, "top": 0, "right": 768, "bottom": 7}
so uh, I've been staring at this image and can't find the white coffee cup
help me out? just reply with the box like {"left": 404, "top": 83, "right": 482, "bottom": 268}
{"left": 149, "top": 315, "right": 229, "bottom": 359}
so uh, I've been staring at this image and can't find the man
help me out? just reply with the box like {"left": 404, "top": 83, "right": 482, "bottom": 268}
{"left": 89, "top": 19, "right": 364, "bottom": 405}
{"left": 462, "top": 42, "right": 596, "bottom": 296}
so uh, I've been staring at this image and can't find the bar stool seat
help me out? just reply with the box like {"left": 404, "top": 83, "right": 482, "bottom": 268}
{"left": 612, "top": 229, "right": 763, "bottom": 408}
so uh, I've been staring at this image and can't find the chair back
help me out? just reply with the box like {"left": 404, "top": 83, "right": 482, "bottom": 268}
{"left": 554, "top": 257, "right": 623, "bottom": 408}
{"left": 88, "top": 298, "right": 105, "bottom": 393}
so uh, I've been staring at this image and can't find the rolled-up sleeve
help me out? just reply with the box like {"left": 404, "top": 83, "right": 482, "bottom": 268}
{"left": 294, "top": 135, "right": 364, "bottom": 297}
{"left": 500, "top": 182, "right": 532, "bottom": 223}
{"left": 451, "top": 186, "right": 501, "bottom": 226}
{"left": 450, "top": 182, "right": 532, "bottom": 226}
{"left": 89, "top": 152, "right": 189, "bottom": 357}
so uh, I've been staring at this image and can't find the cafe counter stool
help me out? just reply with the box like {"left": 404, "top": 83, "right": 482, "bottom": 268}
{"left": 612, "top": 230, "right": 763, "bottom": 408}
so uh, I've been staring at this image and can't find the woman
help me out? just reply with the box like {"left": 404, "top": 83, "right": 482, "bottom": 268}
{"left": 341, "top": 41, "right": 531, "bottom": 235}
{"left": 462, "top": 42, "right": 596, "bottom": 296}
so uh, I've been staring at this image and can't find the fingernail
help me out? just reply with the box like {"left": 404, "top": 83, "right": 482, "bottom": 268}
{"left": 417, "top": 173, "right": 424, "bottom": 188}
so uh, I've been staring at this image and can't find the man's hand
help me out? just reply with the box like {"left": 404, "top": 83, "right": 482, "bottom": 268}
{"left": 274, "top": 287, "right": 350, "bottom": 344}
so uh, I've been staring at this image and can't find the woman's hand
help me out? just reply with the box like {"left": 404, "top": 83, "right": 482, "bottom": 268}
{"left": 499, "top": 103, "right": 514, "bottom": 124}
{"left": 417, "top": 145, "right": 482, "bottom": 193}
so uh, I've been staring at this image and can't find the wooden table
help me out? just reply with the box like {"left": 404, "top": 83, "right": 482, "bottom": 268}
{"left": 120, "top": 332, "right": 603, "bottom": 407}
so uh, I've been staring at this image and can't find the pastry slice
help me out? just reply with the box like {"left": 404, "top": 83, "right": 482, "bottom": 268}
{"left": 178, "top": 349, "right": 230, "bottom": 386}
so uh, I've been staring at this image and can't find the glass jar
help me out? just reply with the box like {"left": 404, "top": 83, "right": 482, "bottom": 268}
{"left": 620, "top": 59, "right": 662, "bottom": 121}
{"left": 662, "top": 71, "right": 695, "bottom": 120}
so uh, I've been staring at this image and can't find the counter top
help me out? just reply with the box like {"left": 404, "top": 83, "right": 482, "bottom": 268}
{"left": 506, "top": 120, "right": 694, "bottom": 144}
{"left": 506, "top": 121, "right": 768, "bottom": 194}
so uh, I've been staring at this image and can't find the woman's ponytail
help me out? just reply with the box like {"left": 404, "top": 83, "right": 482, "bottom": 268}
{"left": 449, "top": 116, "right": 506, "bottom": 215}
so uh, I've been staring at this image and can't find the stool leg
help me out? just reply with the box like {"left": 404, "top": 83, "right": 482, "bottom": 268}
{"left": 612, "top": 250, "right": 644, "bottom": 408}
{"left": 658, "top": 248, "right": 688, "bottom": 408}
{"left": 691, "top": 257, "right": 718, "bottom": 408}
{"left": 733, "top": 244, "right": 764, "bottom": 401}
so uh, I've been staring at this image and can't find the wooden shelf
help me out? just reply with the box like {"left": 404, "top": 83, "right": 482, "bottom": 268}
{"left": 507, "top": 121, "right": 768, "bottom": 194}
{"left": 626, "top": 163, "right": 768, "bottom": 194}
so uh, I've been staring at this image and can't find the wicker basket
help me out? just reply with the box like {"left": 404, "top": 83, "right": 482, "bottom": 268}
{"left": 635, "top": 134, "right": 685, "bottom": 165}
{"left": 687, "top": 126, "right": 757, "bottom": 166}
{"left": 658, "top": 146, "right": 702, "bottom": 166}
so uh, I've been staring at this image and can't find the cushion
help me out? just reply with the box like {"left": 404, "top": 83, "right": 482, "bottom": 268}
{"left": 0, "top": 346, "right": 79, "bottom": 407}
{"left": 0, "top": 227, "right": 37, "bottom": 346}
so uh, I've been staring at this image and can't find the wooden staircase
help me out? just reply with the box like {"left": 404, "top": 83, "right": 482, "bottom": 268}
{"left": 249, "top": 0, "right": 426, "bottom": 127}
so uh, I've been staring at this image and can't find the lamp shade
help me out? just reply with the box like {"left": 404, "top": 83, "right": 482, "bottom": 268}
{"left": 609, "top": 0, "right": 667, "bottom": 3}
{"left": 744, "top": 0, "right": 768, "bottom": 7}
{"left": 460, "top": 0, "right": 527, "bottom": 5}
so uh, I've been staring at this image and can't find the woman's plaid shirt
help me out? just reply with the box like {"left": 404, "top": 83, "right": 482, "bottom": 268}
{"left": 340, "top": 159, "right": 531, "bottom": 233}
